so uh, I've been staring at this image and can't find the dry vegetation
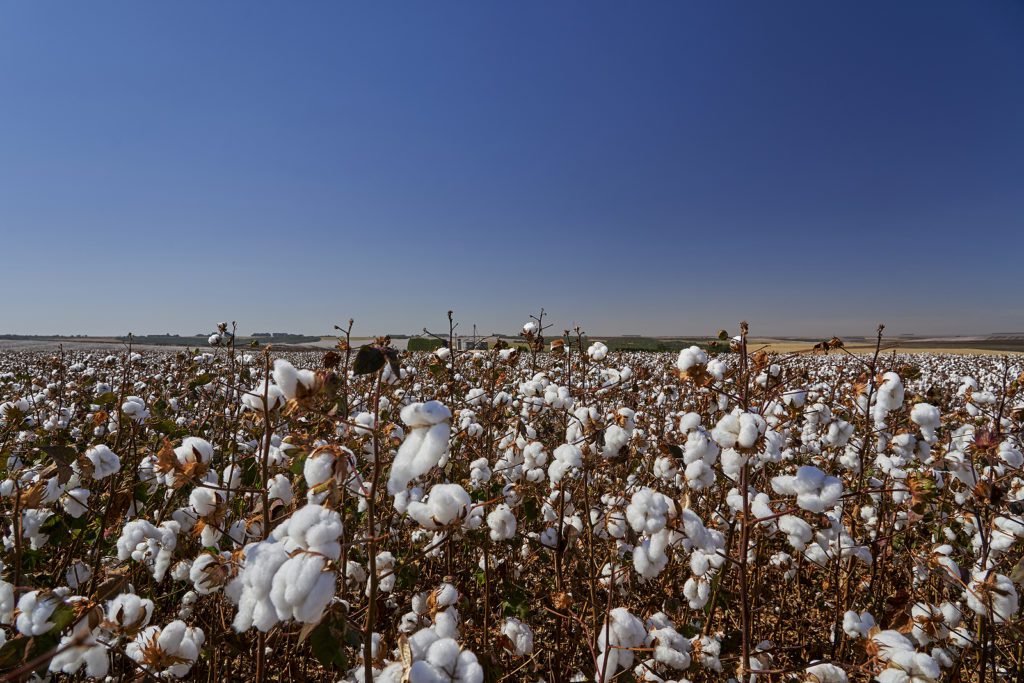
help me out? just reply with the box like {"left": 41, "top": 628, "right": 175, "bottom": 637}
{"left": 1, "top": 317, "right": 1023, "bottom": 682}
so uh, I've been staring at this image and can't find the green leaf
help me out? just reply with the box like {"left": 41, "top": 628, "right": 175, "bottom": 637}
{"left": 310, "top": 620, "right": 349, "bottom": 670}
{"left": 717, "top": 329, "right": 729, "bottom": 341}
{"left": 188, "top": 373, "right": 213, "bottom": 389}
{"left": 94, "top": 392, "right": 116, "bottom": 406}
{"left": 353, "top": 346, "right": 386, "bottom": 376}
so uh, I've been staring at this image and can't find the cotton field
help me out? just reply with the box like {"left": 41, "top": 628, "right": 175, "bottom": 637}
{"left": 1, "top": 323, "right": 1023, "bottom": 682}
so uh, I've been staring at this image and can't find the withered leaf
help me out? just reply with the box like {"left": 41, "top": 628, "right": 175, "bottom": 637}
{"left": 353, "top": 346, "right": 386, "bottom": 376}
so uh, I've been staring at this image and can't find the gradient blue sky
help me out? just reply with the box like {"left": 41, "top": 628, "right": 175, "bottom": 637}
{"left": 2, "top": 2, "right": 1023, "bottom": 338}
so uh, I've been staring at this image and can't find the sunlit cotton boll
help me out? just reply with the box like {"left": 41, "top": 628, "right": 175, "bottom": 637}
{"left": 388, "top": 401, "right": 452, "bottom": 494}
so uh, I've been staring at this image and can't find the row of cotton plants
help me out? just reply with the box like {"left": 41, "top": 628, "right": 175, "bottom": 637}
{"left": 1, "top": 320, "right": 1022, "bottom": 682}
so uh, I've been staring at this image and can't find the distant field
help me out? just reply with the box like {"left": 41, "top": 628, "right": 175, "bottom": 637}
{"left": 750, "top": 338, "right": 1024, "bottom": 356}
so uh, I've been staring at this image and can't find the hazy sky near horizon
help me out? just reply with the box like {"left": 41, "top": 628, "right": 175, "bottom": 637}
{"left": 2, "top": 2, "right": 1023, "bottom": 339}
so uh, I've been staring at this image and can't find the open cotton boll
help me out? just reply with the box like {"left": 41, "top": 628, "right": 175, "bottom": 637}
{"left": 48, "top": 630, "right": 108, "bottom": 678}
{"left": 633, "top": 528, "right": 673, "bottom": 579}
{"left": 910, "top": 403, "right": 941, "bottom": 443}
{"left": 779, "top": 515, "right": 813, "bottom": 551}
{"left": 388, "top": 401, "right": 452, "bottom": 494}
{"left": 407, "top": 636, "right": 484, "bottom": 683}
{"left": 269, "top": 553, "right": 337, "bottom": 624}
{"left": 62, "top": 487, "right": 90, "bottom": 518}
{"left": 772, "top": 466, "right": 843, "bottom": 513}
{"left": 588, "top": 342, "right": 608, "bottom": 361}
{"left": 805, "top": 662, "right": 848, "bottom": 682}
{"left": 15, "top": 590, "right": 60, "bottom": 636}
{"left": 127, "top": 620, "right": 205, "bottom": 678}
{"left": 676, "top": 345, "right": 708, "bottom": 373}
{"left": 267, "top": 473, "right": 293, "bottom": 505}
{"left": 501, "top": 617, "right": 534, "bottom": 655}
{"left": 107, "top": 592, "right": 154, "bottom": 634}
{"left": 965, "top": 570, "right": 1018, "bottom": 623}
{"left": 240, "top": 380, "right": 286, "bottom": 412}
{"left": 272, "top": 503, "right": 344, "bottom": 559}
{"left": 85, "top": 444, "right": 121, "bottom": 479}
{"left": 487, "top": 504, "right": 517, "bottom": 541}
{"left": 230, "top": 541, "right": 290, "bottom": 632}
{"left": 626, "top": 488, "right": 672, "bottom": 534}
{"left": 188, "top": 486, "right": 220, "bottom": 516}
{"left": 407, "top": 484, "right": 479, "bottom": 529}
{"left": 522, "top": 321, "right": 538, "bottom": 335}
{"left": 270, "top": 359, "right": 317, "bottom": 400}
{"left": 842, "top": 610, "right": 875, "bottom": 639}
{"left": 712, "top": 412, "right": 766, "bottom": 450}
{"left": 117, "top": 519, "right": 180, "bottom": 582}
{"left": 596, "top": 608, "right": 647, "bottom": 682}
{"left": 175, "top": 437, "right": 214, "bottom": 466}
{"left": 872, "top": 372, "right": 905, "bottom": 426}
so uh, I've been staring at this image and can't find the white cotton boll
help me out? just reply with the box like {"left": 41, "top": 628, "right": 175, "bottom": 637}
{"left": 86, "top": 444, "right": 121, "bottom": 479}
{"left": 270, "top": 553, "right": 336, "bottom": 624}
{"left": 633, "top": 528, "right": 672, "bottom": 579}
{"left": 303, "top": 450, "right": 335, "bottom": 488}
{"left": 602, "top": 424, "right": 630, "bottom": 458}
{"left": 779, "top": 515, "right": 813, "bottom": 551}
{"left": 15, "top": 591, "right": 60, "bottom": 636}
{"left": 910, "top": 403, "right": 941, "bottom": 443}
{"left": 771, "top": 466, "right": 843, "bottom": 513}
{"left": 872, "top": 372, "right": 905, "bottom": 426}
{"left": 646, "top": 624, "right": 692, "bottom": 672}
{"left": 107, "top": 592, "right": 154, "bottom": 632}
{"left": 998, "top": 441, "right": 1023, "bottom": 469}
{"left": 487, "top": 504, "right": 517, "bottom": 541}
{"left": 685, "top": 459, "right": 715, "bottom": 490}
{"left": 965, "top": 570, "right": 1018, "bottom": 623}
{"left": 653, "top": 455, "right": 677, "bottom": 481}
{"left": 597, "top": 608, "right": 647, "bottom": 683}
{"left": 48, "top": 631, "right": 109, "bottom": 678}
{"left": 782, "top": 388, "right": 807, "bottom": 409}
{"left": 588, "top": 342, "right": 608, "bottom": 361}
{"left": 271, "top": 359, "right": 315, "bottom": 400}
{"left": 189, "top": 487, "right": 219, "bottom": 516}
{"left": 805, "top": 662, "right": 848, "bottom": 682}
{"left": 469, "top": 458, "right": 492, "bottom": 486}
{"left": 683, "top": 576, "right": 711, "bottom": 609}
{"left": 267, "top": 474, "right": 293, "bottom": 504}
{"left": 408, "top": 637, "right": 483, "bottom": 683}
{"left": 626, "top": 488, "right": 671, "bottom": 534}
{"left": 713, "top": 412, "right": 765, "bottom": 450}
{"left": 388, "top": 401, "right": 452, "bottom": 494}
{"left": 406, "top": 484, "right": 477, "bottom": 529}
{"left": 842, "top": 610, "right": 875, "bottom": 639}
{"left": 501, "top": 617, "right": 534, "bottom": 655}
{"left": 231, "top": 541, "right": 290, "bottom": 632}
{"left": 241, "top": 380, "right": 286, "bottom": 412}
{"left": 522, "top": 321, "right": 538, "bottom": 335}
{"left": 273, "top": 503, "right": 344, "bottom": 558}
{"left": 676, "top": 345, "right": 708, "bottom": 373}
{"left": 189, "top": 553, "right": 226, "bottom": 594}
{"left": 62, "top": 487, "right": 90, "bottom": 518}
{"left": 128, "top": 620, "right": 205, "bottom": 678}
{"left": 175, "top": 437, "right": 214, "bottom": 465}
{"left": 1, "top": 580, "right": 14, "bottom": 624}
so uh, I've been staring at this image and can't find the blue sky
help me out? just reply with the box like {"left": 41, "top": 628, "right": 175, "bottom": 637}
{"left": 2, "top": 1, "right": 1022, "bottom": 338}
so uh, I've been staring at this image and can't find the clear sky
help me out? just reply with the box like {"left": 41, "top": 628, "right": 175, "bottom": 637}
{"left": 2, "top": 1, "right": 1023, "bottom": 338}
